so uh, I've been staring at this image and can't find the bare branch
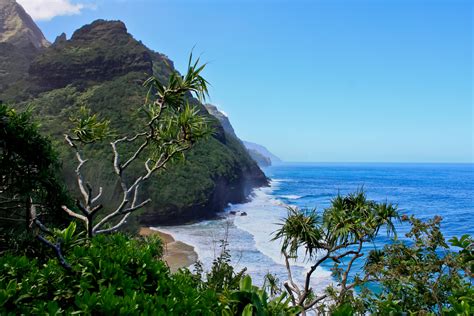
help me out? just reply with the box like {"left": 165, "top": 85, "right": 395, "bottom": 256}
{"left": 91, "top": 187, "right": 103, "bottom": 204}
{"left": 93, "top": 213, "right": 132, "bottom": 235}
{"left": 304, "top": 294, "right": 329, "bottom": 310}
{"left": 36, "top": 235, "right": 72, "bottom": 271}
{"left": 111, "top": 137, "right": 127, "bottom": 175}
{"left": 340, "top": 240, "right": 364, "bottom": 292}
{"left": 283, "top": 251, "right": 300, "bottom": 295}
{"left": 121, "top": 139, "right": 149, "bottom": 170}
{"left": 62, "top": 205, "right": 88, "bottom": 224}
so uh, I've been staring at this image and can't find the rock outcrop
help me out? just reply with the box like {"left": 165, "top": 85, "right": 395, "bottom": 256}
{"left": 0, "top": 0, "right": 50, "bottom": 93}
{"left": 0, "top": 0, "right": 49, "bottom": 50}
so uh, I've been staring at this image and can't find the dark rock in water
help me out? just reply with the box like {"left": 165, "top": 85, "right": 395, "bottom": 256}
{"left": 230, "top": 211, "right": 237, "bottom": 215}
{"left": 240, "top": 212, "right": 247, "bottom": 216}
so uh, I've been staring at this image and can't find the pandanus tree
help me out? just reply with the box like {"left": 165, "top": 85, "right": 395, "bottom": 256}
{"left": 273, "top": 190, "right": 399, "bottom": 314}
{"left": 39, "top": 55, "right": 213, "bottom": 238}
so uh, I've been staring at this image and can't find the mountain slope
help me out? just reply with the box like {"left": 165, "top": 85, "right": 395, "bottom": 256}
{"left": 0, "top": 15, "right": 267, "bottom": 225}
{"left": 204, "top": 104, "right": 237, "bottom": 138}
{"left": 243, "top": 141, "right": 281, "bottom": 165}
{"left": 0, "top": 0, "right": 49, "bottom": 49}
{"left": 0, "top": 0, "right": 50, "bottom": 95}
{"left": 205, "top": 104, "right": 280, "bottom": 167}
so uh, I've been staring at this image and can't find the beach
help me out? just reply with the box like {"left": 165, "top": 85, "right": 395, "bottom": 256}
{"left": 139, "top": 227, "right": 198, "bottom": 273}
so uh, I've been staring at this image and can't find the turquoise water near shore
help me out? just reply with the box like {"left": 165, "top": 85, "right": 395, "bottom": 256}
{"left": 157, "top": 163, "right": 474, "bottom": 291}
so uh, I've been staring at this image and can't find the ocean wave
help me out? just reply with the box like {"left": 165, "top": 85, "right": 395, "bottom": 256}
{"left": 279, "top": 194, "right": 303, "bottom": 200}
{"left": 155, "top": 185, "right": 333, "bottom": 292}
{"left": 231, "top": 186, "right": 333, "bottom": 292}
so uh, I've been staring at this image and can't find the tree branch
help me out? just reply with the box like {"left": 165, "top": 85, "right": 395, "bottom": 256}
{"left": 36, "top": 235, "right": 72, "bottom": 271}
{"left": 62, "top": 205, "right": 88, "bottom": 224}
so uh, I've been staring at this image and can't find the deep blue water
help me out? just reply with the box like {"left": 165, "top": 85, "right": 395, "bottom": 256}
{"left": 264, "top": 162, "right": 474, "bottom": 278}
{"left": 159, "top": 163, "right": 473, "bottom": 290}
{"left": 265, "top": 163, "right": 474, "bottom": 238}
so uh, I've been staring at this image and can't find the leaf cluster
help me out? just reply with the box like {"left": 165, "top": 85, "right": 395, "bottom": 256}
{"left": 362, "top": 216, "right": 474, "bottom": 315}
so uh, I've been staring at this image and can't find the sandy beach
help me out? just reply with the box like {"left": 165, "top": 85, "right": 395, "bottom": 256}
{"left": 139, "top": 227, "right": 198, "bottom": 273}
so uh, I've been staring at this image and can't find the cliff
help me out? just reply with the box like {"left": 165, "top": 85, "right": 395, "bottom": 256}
{"left": 243, "top": 141, "right": 281, "bottom": 165}
{"left": 0, "top": 0, "right": 49, "bottom": 49}
{"left": 0, "top": 9, "right": 268, "bottom": 225}
{"left": 0, "top": 0, "right": 50, "bottom": 93}
{"left": 205, "top": 103, "right": 279, "bottom": 168}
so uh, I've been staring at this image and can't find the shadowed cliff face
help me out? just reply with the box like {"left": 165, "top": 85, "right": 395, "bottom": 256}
{"left": 1, "top": 16, "right": 268, "bottom": 225}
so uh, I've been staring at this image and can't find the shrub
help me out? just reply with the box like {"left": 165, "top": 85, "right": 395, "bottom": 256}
{"left": 0, "top": 233, "right": 221, "bottom": 314}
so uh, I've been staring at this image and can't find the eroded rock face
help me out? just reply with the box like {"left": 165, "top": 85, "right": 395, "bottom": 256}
{"left": 0, "top": 0, "right": 49, "bottom": 92}
{"left": 0, "top": 0, "right": 50, "bottom": 50}
{"left": 29, "top": 20, "right": 154, "bottom": 90}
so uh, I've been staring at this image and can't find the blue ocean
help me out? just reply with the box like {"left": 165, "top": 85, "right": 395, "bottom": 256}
{"left": 156, "top": 163, "right": 474, "bottom": 292}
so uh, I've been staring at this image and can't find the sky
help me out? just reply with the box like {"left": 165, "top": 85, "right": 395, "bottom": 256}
{"left": 18, "top": 0, "right": 473, "bottom": 163}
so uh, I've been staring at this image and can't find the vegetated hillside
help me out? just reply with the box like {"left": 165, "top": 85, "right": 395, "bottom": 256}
{"left": 205, "top": 104, "right": 276, "bottom": 167}
{"left": 204, "top": 104, "right": 237, "bottom": 138}
{"left": 243, "top": 141, "right": 281, "bottom": 165}
{"left": 0, "top": 17, "right": 268, "bottom": 225}
{"left": 247, "top": 149, "right": 272, "bottom": 167}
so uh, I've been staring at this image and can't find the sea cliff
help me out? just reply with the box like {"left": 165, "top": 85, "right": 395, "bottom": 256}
{"left": 0, "top": 12, "right": 268, "bottom": 225}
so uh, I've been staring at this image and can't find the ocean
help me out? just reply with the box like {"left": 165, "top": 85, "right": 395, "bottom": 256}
{"left": 155, "top": 163, "right": 474, "bottom": 292}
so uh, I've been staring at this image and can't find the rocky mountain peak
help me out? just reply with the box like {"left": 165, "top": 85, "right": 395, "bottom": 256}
{"left": 28, "top": 19, "right": 154, "bottom": 90}
{"left": 71, "top": 19, "right": 128, "bottom": 42}
{"left": 0, "top": 0, "right": 50, "bottom": 50}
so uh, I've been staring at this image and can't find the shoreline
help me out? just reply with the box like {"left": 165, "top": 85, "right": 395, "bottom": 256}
{"left": 139, "top": 227, "right": 198, "bottom": 273}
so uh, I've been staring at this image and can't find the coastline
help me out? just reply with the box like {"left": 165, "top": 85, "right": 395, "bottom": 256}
{"left": 139, "top": 227, "right": 198, "bottom": 273}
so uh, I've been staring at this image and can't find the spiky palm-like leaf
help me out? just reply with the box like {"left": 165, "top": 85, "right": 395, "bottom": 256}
{"left": 273, "top": 207, "right": 323, "bottom": 259}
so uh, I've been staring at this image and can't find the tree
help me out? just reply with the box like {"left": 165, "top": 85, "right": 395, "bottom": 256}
{"left": 0, "top": 102, "right": 69, "bottom": 253}
{"left": 57, "top": 54, "right": 213, "bottom": 237}
{"left": 362, "top": 215, "right": 474, "bottom": 315}
{"left": 273, "top": 190, "right": 399, "bottom": 314}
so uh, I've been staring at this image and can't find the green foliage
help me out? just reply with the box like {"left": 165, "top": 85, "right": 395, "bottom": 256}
{"left": 221, "top": 275, "right": 301, "bottom": 316}
{"left": 450, "top": 234, "right": 474, "bottom": 276}
{"left": 362, "top": 216, "right": 473, "bottom": 315}
{"left": 0, "top": 231, "right": 297, "bottom": 315}
{"left": 0, "top": 103, "right": 70, "bottom": 253}
{"left": 0, "top": 233, "right": 224, "bottom": 314}
{"left": 274, "top": 207, "right": 322, "bottom": 259}
{"left": 198, "top": 238, "right": 247, "bottom": 293}
{"left": 273, "top": 190, "right": 400, "bottom": 312}
{"left": 69, "top": 106, "right": 112, "bottom": 143}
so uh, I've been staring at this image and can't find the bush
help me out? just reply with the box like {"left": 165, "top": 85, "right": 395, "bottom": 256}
{"left": 0, "top": 233, "right": 221, "bottom": 314}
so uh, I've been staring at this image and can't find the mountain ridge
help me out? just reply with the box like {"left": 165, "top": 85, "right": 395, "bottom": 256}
{"left": 204, "top": 104, "right": 281, "bottom": 167}
{"left": 0, "top": 6, "right": 268, "bottom": 226}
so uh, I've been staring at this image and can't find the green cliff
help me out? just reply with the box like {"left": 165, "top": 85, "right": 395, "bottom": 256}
{"left": 0, "top": 15, "right": 268, "bottom": 225}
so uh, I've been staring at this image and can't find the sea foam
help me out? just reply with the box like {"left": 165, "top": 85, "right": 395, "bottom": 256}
{"left": 154, "top": 181, "right": 332, "bottom": 293}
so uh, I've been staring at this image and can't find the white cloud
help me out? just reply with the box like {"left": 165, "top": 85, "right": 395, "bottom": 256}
{"left": 17, "top": 0, "right": 95, "bottom": 21}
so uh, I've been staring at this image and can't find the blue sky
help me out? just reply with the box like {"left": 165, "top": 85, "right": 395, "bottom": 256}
{"left": 25, "top": 0, "right": 472, "bottom": 162}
